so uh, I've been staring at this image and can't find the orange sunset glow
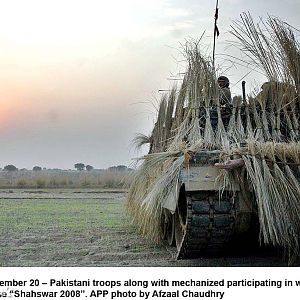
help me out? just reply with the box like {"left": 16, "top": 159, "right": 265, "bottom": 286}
{"left": 0, "top": 0, "right": 298, "bottom": 169}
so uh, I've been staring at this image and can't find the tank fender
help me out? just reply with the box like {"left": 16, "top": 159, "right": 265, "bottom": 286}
{"left": 180, "top": 165, "right": 240, "bottom": 192}
{"left": 162, "top": 179, "right": 181, "bottom": 213}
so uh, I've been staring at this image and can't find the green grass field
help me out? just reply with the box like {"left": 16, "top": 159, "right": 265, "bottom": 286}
{"left": 1, "top": 198, "right": 125, "bottom": 233}
{"left": 0, "top": 189, "right": 286, "bottom": 267}
{"left": 0, "top": 189, "right": 166, "bottom": 267}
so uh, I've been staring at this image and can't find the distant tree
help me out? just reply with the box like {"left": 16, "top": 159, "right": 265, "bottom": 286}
{"left": 74, "top": 163, "right": 85, "bottom": 171}
{"left": 108, "top": 165, "right": 127, "bottom": 172}
{"left": 86, "top": 165, "right": 94, "bottom": 171}
{"left": 33, "top": 166, "right": 42, "bottom": 171}
{"left": 4, "top": 165, "right": 18, "bottom": 172}
{"left": 116, "top": 165, "right": 127, "bottom": 171}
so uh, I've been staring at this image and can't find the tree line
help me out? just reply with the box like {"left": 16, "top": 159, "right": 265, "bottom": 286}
{"left": 1, "top": 164, "right": 131, "bottom": 172}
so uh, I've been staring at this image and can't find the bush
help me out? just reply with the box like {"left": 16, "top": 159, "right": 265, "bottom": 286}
{"left": 33, "top": 166, "right": 42, "bottom": 171}
{"left": 17, "top": 179, "right": 27, "bottom": 188}
{"left": 81, "top": 180, "right": 90, "bottom": 187}
{"left": 0, "top": 169, "right": 134, "bottom": 189}
{"left": 49, "top": 178, "right": 58, "bottom": 187}
{"left": 60, "top": 179, "right": 67, "bottom": 186}
{"left": 4, "top": 165, "right": 18, "bottom": 172}
{"left": 36, "top": 179, "right": 46, "bottom": 188}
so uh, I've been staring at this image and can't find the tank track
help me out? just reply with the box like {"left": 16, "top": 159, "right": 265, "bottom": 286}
{"left": 176, "top": 190, "right": 237, "bottom": 259}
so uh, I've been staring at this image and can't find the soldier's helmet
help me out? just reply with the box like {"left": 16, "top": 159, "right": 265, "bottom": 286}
{"left": 217, "top": 76, "right": 230, "bottom": 88}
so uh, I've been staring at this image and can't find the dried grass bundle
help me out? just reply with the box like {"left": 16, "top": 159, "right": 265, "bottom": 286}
{"left": 131, "top": 133, "right": 151, "bottom": 151}
{"left": 231, "top": 13, "right": 300, "bottom": 143}
{"left": 231, "top": 12, "right": 282, "bottom": 81}
{"left": 237, "top": 140, "right": 300, "bottom": 262}
{"left": 126, "top": 151, "right": 184, "bottom": 242}
{"left": 127, "top": 40, "right": 221, "bottom": 242}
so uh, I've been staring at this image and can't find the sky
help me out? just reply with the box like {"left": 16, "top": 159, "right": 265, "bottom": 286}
{"left": 0, "top": 0, "right": 299, "bottom": 170}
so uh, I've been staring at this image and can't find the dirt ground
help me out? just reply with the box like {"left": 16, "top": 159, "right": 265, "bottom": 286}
{"left": 0, "top": 189, "right": 287, "bottom": 267}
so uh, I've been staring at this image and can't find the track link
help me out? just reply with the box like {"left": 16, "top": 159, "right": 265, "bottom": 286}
{"left": 176, "top": 190, "right": 236, "bottom": 259}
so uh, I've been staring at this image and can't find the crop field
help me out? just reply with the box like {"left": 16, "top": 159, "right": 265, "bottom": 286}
{"left": 0, "top": 189, "right": 286, "bottom": 267}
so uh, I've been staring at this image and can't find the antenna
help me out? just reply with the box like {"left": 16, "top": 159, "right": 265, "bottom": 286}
{"left": 212, "top": 0, "right": 219, "bottom": 70}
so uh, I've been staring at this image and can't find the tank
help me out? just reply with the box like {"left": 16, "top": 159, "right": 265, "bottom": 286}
{"left": 127, "top": 15, "right": 300, "bottom": 262}
{"left": 154, "top": 90, "right": 299, "bottom": 260}
{"left": 163, "top": 106, "right": 257, "bottom": 259}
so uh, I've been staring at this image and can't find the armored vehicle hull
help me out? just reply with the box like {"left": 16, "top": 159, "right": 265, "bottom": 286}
{"left": 163, "top": 153, "right": 256, "bottom": 258}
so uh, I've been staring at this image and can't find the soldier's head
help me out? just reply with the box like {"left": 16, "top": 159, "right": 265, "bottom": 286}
{"left": 217, "top": 76, "right": 230, "bottom": 88}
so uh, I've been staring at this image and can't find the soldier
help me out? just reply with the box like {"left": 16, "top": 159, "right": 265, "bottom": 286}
{"left": 217, "top": 76, "right": 232, "bottom": 106}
